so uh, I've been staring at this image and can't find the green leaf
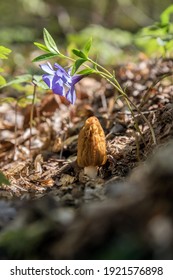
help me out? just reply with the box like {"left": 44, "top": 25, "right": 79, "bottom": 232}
{"left": 43, "top": 28, "right": 60, "bottom": 54}
{"left": 33, "top": 75, "right": 49, "bottom": 89}
{"left": 160, "top": 5, "right": 173, "bottom": 25}
{"left": 14, "top": 74, "right": 32, "bottom": 83}
{"left": 25, "top": 94, "right": 40, "bottom": 103}
{"left": 32, "top": 75, "right": 48, "bottom": 88}
{"left": 32, "top": 75, "right": 43, "bottom": 83}
{"left": 0, "top": 172, "right": 10, "bottom": 186}
{"left": 77, "top": 68, "right": 95, "bottom": 75}
{"left": 0, "top": 74, "right": 32, "bottom": 89}
{"left": 83, "top": 37, "right": 92, "bottom": 55}
{"left": 0, "top": 97, "right": 16, "bottom": 104}
{"left": 0, "top": 75, "right": 6, "bottom": 86}
{"left": 0, "top": 46, "right": 11, "bottom": 59}
{"left": 34, "top": 42, "right": 49, "bottom": 52}
{"left": 71, "top": 58, "right": 86, "bottom": 75}
{"left": 32, "top": 52, "right": 58, "bottom": 62}
{"left": 9, "top": 74, "right": 32, "bottom": 85}
{"left": 157, "top": 37, "right": 166, "bottom": 46}
{"left": 17, "top": 97, "right": 33, "bottom": 108}
{"left": 147, "top": 23, "right": 162, "bottom": 31}
{"left": 34, "top": 80, "right": 48, "bottom": 89}
{"left": 72, "top": 49, "right": 87, "bottom": 59}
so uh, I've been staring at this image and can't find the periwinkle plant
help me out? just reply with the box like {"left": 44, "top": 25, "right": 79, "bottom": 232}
{"left": 33, "top": 28, "right": 156, "bottom": 145}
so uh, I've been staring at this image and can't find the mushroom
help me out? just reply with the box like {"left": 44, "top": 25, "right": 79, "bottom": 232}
{"left": 77, "top": 116, "right": 107, "bottom": 178}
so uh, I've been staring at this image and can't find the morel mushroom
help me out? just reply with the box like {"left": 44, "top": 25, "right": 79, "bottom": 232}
{"left": 77, "top": 116, "right": 107, "bottom": 178}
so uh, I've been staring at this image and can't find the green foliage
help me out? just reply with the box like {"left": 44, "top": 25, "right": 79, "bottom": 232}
{"left": 161, "top": 5, "right": 173, "bottom": 26}
{"left": 33, "top": 29, "right": 93, "bottom": 75}
{"left": 33, "top": 75, "right": 48, "bottom": 89}
{"left": 33, "top": 28, "right": 60, "bottom": 63}
{"left": 32, "top": 53, "right": 60, "bottom": 63}
{"left": 0, "top": 27, "right": 35, "bottom": 44}
{"left": 1, "top": 74, "right": 32, "bottom": 89}
{"left": 0, "top": 74, "right": 37, "bottom": 108}
{"left": 135, "top": 4, "right": 173, "bottom": 56}
{"left": 0, "top": 45, "right": 11, "bottom": 86}
{"left": 0, "top": 172, "right": 10, "bottom": 186}
{"left": 0, "top": 74, "right": 43, "bottom": 110}
{"left": 72, "top": 49, "right": 87, "bottom": 59}
{"left": 34, "top": 42, "right": 49, "bottom": 52}
{"left": 68, "top": 25, "right": 133, "bottom": 64}
{"left": 43, "top": 28, "right": 60, "bottom": 54}
{"left": 34, "top": 26, "right": 132, "bottom": 66}
{"left": 0, "top": 76, "right": 6, "bottom": 86}
{"left": 0, "top": 46, "right": 11, "bottom": 59}
{"left": 0, "top": 41, "right": 47, "bottom": 113}
{"left": 83, "top": 38, "right": 92, "bottom": 56}
{"left": 71, "top": 58, "right": 87, "bottom": 75}
{"left": 0, "top": 97, "right": 16, "bottom": 104}
{"left": 17, "top": 96, "right": 36, "bottom": 108}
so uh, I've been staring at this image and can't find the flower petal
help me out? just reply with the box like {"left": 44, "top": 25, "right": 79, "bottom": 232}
{"left": 52, "top": 77, "right": 65, "bottom": 96}
{"left": 40, "top": 62, "right": 55, "bottom": 75}
{"left": 53, "top": 64, "right": 72, "bottom": 85}
{"left": 66, "top": 86, "right": 76, "bottom": 104}
{"left": 72, "top": 75, "right": 83, "bottom": 85}
{"left": 62, "top": 75, "right": 72, "bottom": 86}
{"left": 54, "top": 63, "right": 68, "bottom": 75}
{"left": 42, "top": 74, "right": 54, "bottom": 88}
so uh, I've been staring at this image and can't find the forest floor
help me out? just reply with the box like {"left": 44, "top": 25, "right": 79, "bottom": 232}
{"left": 1, "top": 56, "right": 173, "bottom": 259}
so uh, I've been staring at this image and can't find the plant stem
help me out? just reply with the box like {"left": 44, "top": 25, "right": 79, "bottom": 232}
{"left": 13, "top": 103, "right": 18, "bottom": 160}
{"left": 88, "top": 58, "right": 113, "bottom": 78}
{"left": 29, "top": 82, "right": 37, "bottom": 151}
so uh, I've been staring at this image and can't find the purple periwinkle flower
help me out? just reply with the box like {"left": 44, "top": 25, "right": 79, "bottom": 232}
{"left": 40, "top": 62, "right": 83, "bottom": 104}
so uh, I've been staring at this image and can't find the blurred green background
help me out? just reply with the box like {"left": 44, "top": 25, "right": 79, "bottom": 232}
{"left": 0, "top": 0, "right": 173, "bottom": 67}
{"left": 0, "top": 0, "right": 172, "bottom": 42}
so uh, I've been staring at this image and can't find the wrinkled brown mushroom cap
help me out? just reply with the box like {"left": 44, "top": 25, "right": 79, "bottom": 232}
{"left": 77, "top": 116, "right": 107, "bottom": 167}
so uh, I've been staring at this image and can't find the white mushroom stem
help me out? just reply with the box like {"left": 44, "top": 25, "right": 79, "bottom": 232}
{"left": 84, "top": 166, "right": 98, "bottom": 179}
